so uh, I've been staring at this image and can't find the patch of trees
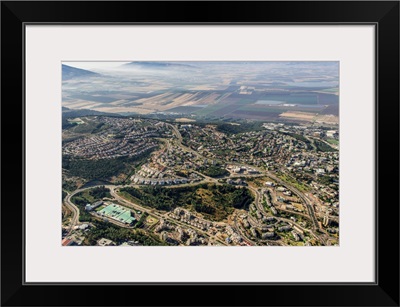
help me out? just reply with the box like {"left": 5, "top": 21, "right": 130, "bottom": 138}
{"left": 314, "top": 140, "right": 336, "bottom": 152}
{"left": 62, "top": 117, "right": 77, "bottom": 129}
{"left": 70, "top": 195, "right": 93, "bottom": 222}
{"left": 92, "top": 122, "right": 105, "bottom": 134}
{"left": 193, "top": 201, "right": 216, "bottom": 214}
{"left": 62, "top": 110, "right": 117, "bottom": 120}
{"left": 198, "top": 165, "right": 229, "bottom": 178}
{"left": 85, "top": 222, "right": 165, "bottom": 246}
{"left": 213, "top": 184, "right": 254, "bottom": 210}
{"left": 214, "top": 148, "right": 233, "bottom": 156}
{"left": 70, "top": 187, "right": 110, "bottom": 222}
{"left": 114, "top": 134, "right": 125, "bottom": 139}
{"left": 285, "top": 132, "right": 308, "bottom": 143}
{"left": 175, "top": 171, "right": 188, "bottom": 178}
{"left": 317, "top": 175, "right": 335, "bottom": 186}
{"left": 120, "top": 184, "right": 254, "bottom": 219}
{"left": 90, "top": 186, "right": 111, "bottom": 199}
{"left": 132, "top": 230, "right": 167, "bottom": 246}
{"left": 215, "top": 122, "right": 264, "bottom": 135}
{"left": 120, "top": 186, "right": 181, "bottom": 211}
{"left": 63, "top": 152, "right": 152, "bottom": 181}
{"left": 135, "top": 212, "right": 148, "bottom": 229}
{"left": 71, "top": 187, "right": 110, "bottom": 205}
{"left": 72, "top": 122, "right": 105, "bottom": 134}
{"left": 71, "top": 194, "right": 87, "bottom": 207}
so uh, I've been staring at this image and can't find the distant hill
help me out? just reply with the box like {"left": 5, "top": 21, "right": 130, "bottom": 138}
{"left": 62, "top": 64, "right": 100, "bottom": 80}
{"left": 122, "top": 61, "right": 194, "bottom": 70}
{"left": 62, "top": 108, "right": 119, "bottom": 118}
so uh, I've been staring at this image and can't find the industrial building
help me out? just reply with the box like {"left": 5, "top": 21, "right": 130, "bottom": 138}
{"left": 97, "top": 203, "right": 136, "bottom": 225}
{"left": 85, "top": 200, "right": 103, "bottom": 211}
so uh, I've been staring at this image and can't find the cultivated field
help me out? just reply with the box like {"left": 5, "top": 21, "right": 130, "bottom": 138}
{"left": 279, "top": 111, "right": 317, "bottom": 121}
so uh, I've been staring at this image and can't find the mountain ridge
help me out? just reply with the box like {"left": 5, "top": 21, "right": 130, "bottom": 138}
{"left": 62, "top": 64, "right": 100, "bottom": 80}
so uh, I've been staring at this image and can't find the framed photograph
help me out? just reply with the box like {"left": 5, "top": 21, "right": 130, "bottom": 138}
{"left": 1, "top": 1, "right": 399, "bottom": 306}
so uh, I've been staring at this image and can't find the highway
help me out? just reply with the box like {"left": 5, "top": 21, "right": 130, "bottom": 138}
{"left": 63, "top": 191, "right": 81, "bottom": 234}
{"left": 264, "top": 170, "right": 320, "bottom": 231}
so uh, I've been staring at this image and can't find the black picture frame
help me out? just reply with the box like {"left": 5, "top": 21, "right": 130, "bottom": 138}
{"left": 1, "top": 1, "right": 399, "bottom": 306}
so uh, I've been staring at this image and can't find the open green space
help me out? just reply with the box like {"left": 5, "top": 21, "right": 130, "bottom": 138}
{"left": 215, "top": 121, "right": 264, "bottom": 134}
{"left": 326, "top": 138, "right": 339, "bottom": 145}
{"left": 197, "top": 165, "right": 229, "bottom": 178}
{"left": 120, "top": 183, "right": 254, "bottom": 221}
{"left": 71, "top": 121, "right": 106, "bottom": 134}
{"left": 275, "top": 172, "right": 310, "bottom": 193}
{"left": 314, "top": 140, "right": 337, "bottom": 152}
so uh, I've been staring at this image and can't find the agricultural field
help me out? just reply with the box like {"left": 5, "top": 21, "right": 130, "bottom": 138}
{"left": 279, "top": 111, "right": 317, "bottom": 122}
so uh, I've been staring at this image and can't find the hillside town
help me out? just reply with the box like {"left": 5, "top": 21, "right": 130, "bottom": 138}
{"left": 62, "top": 116, "right": 339, "bottom": 246}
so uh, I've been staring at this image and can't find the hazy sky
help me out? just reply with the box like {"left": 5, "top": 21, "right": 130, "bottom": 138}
{"left": 63, "top": 61, "right": 130, "bottom": 70}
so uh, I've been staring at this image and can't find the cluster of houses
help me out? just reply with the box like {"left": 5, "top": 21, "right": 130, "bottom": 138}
{"left": 63, "top": 130, "right": 158, "bottom": 160}
{"left": 156, "top": 218, "right": 208, "bottom": 246}
{"left": 225, "top": 226, "right": 245, "bottom": 245}
{"left": 63, "top": 117, "right": 172, "bottom": 160}
{"left": 169, "top": 208, "right": 212, "bottom": 231}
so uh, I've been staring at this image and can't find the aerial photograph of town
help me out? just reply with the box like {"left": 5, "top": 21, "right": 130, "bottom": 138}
{"left": 62, "top": 61, "right": 339, "bottom": 247}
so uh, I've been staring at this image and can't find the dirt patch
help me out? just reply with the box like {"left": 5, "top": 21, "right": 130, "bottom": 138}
{"left": 279, "top": 111, "right": 317, "bottom": 121}
{"left": 175, "top": 118, "right": 196, "bottom": 122}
